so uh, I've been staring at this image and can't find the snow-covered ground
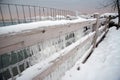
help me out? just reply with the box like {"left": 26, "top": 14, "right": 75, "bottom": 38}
{"left": 62, "top": 27, "right": 120, "bottom": 80}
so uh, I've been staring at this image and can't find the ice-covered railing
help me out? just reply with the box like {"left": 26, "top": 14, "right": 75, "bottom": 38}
{"left": 0, "top": 3, "right": 76, "bottom": 27}
{"left": 0, "top": 14, "right": 110, "bottom": 80}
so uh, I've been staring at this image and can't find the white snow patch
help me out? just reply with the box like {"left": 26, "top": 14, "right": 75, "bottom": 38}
{"left": 112, "top": 18, "right": 118, "bottom": 24}
{"left": 62, "top": 27, "right": 120, "bottom": 80}
{"left": 101, "top": 13, "right": 118, "bottom": 17}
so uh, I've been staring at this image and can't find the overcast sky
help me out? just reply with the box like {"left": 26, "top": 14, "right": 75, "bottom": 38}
{"left": 0, "top": 0, "right": 113, "bottom": 14}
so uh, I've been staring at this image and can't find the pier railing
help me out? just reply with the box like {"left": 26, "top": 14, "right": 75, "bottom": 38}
{"left": 0, "top": 3, "right": 76, "bottom": 27}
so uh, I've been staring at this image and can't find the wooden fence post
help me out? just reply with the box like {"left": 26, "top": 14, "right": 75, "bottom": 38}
{"left": 93, "top": 13, "right": 99, "bottom": 48}
{"left": 105, "top": 16, "right": 110, "bottom": 33}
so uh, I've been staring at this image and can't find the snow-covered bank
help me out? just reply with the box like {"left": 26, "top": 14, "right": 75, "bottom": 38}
{"left": 62, "top": 27, "right": 120, "bottom": 80}
{"left": 0, "top": 17, "right": 95, "bottom": 35}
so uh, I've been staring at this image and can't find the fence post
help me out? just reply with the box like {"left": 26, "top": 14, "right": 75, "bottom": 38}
{"left": 8, "top": 4, "right": 13, "bottom": 25}
{"left": 104, "top": 17, "right": 110, "bottom": 33}
{"left": 15, "top": 4, "right": 20, "bottom": 23}
{"left": 46, "top": 7, "right": 49, "bottom": 20}
{"left": 0, "top": 5, "right": 5, "bottom": 26}
{"left": 39, "top": 6, "right": 41, "bottom": 21}
{"left": 93, "top": 13, "right": 99, "bottom": 48}
{"left": 28, "top": 5, "right": 32, "bottom": 22}
{"left": 34, "top": 6, "right": 36, "bottom": 21}
{"left": 22, "top": 5, "right": 26, "bottom": 23}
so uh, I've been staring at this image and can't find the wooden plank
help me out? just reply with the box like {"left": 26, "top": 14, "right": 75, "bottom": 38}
{"left": 0, "top": 20, "right": 96, "bottom": 55}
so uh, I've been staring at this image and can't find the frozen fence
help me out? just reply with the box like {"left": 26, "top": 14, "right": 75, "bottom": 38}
{"left": 0, "top": 3, "right": 76, "bottom": 27}
{"left": 0, "top": 14, "right": 110, "bottom": 80}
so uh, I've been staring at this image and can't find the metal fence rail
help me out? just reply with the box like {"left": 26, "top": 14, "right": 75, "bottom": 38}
{"left": 0, "top": 3, "right": 76, "bottom": 27}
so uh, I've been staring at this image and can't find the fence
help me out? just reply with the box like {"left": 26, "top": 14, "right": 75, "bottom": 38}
{"left": 0, "top": 3, "right": 76, "bottom": 27}
{"left": 0, "top": 14, "right": 109, "bottom": 80}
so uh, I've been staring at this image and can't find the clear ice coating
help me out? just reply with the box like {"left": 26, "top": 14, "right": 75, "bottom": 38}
{"left": 0, "top": 18, "right": 107, "bottom": 80}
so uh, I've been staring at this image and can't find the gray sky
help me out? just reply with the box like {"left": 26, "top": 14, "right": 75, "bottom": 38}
{"left": 0, "top": 0, "right": 113, "bottom": 14}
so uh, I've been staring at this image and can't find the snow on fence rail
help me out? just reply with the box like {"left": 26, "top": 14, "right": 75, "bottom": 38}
{"left": 0, "top": 3, "right": 76, "bottom": 27}
{"left": 0, "top": 14, "right": 109, "bottom": 80}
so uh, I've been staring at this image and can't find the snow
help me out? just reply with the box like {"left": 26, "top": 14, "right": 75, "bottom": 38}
{"left": 100, "top": 13, "right": 118, "bottom": 17}
{"left": 0, "top": 17, "right": 94, "bottom": 35}
{"left": 112, "top": 18, "right": 118, "bottom": 24}
{"left": 78, "top": 45, "right": 93, "bottom": 63}
{"left": 62, "top": 27, "right": 120, "bottom": 80}
{"left": 16, "top": 32, "right": 95, "bottom": 80}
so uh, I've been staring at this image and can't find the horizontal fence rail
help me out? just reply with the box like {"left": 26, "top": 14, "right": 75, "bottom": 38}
{"left": 0, "top": 3, "right": 76, "bottom": 27}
